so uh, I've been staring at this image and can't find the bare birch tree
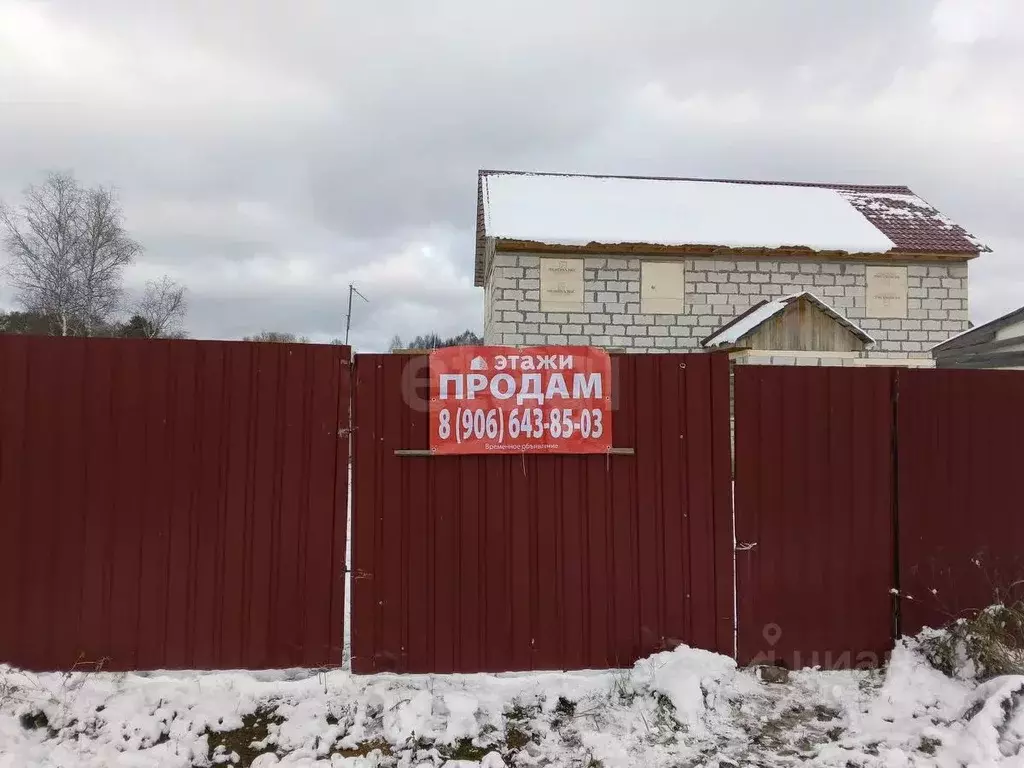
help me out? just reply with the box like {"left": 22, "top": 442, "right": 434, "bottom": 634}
{"left": 0, "top": 173, "right": 83, "bottom": 335}
{"left": 0, "top": 172, "right": 140, "bottom": 335}
{"left": 77, "top": 185, "right": 142, "bottom": 334}
{"left": 130, "top": 276, "right": 188, "bottom": 338}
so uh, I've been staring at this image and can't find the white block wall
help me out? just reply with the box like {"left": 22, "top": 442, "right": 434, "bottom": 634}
{"left": 483, "top": 252, "right": 969, "bottom": 358}
{"left": 731, "top": 352, "right": 935, "bottom": 368}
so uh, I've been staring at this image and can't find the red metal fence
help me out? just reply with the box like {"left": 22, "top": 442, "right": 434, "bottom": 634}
{"left": 733, "top": 365, "right": 897, "bottom": 668}
{"left": 896, "top": 369, "right": 1024, "bottom": 635}
{"left": 4, "top": 336, "right": 1024, "bottom": 676}
{"left": 350, "top": 353, "right": 734, "bottom": 674}
{"left": 0, "top": 336, "right": 350, "bottom": 671}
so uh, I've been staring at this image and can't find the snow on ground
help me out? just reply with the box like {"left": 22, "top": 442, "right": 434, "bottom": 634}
{"left": 1, "top": 637, "right": 1021, "bottom": 767}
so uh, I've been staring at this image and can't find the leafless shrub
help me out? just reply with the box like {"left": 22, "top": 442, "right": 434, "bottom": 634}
{"left": 921, "top": 602, "right": 1024, "bottom": 680}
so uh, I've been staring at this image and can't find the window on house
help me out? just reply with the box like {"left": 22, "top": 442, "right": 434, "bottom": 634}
{"left": 641, "top": 261, "right": 685, "bottom": 314}
{"left": 539, "top": 257, "right": 584, "bottom": 312}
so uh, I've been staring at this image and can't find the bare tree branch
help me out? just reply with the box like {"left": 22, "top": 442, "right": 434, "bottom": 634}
{"left": 132, "top": 276, "right": 188, "bottom": 339}
{"left": 243, "top": 331, "right": 311, "bottom": 343}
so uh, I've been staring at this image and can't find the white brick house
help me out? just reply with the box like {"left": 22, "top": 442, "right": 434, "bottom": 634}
{"left": 477, "top": 171, "right": 987, "bottom": 361}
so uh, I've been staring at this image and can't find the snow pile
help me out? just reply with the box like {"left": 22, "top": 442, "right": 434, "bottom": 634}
{"left": 629, "top": 645, "right": 735, "bottom": 739}
{"left": 482, "top": 173, "right": 897, "bottom": 254}
{"left": 4, "top": 638, "right": 1024, "bottom": 767}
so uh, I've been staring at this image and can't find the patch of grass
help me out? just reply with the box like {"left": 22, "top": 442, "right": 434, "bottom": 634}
{"left": 335, "top": 738, "right": 393, "bottom": 758}
{"left": 560, "top": 728, "right": 582, "bottom": 749}
{"left": 205, "top": 705, "right": 284, "bottom": 767}
{"left": 749, "top": 703, "right": 845, "bottom": 755}
{"left": 439, "top": 737, "right": 492, "bottom": 762}
{"left": 555, "top": 696, "right": 576, "bottom": 717}
{"left": 653, "top": 692, "right": 678, "bottom": 735}
{"left": 505, "top": 698, "right": 541, "bottom": 722}
{"left": 633, "top": 692, "right": 680, "bottom": 747}
{"left": 918, "top": 735, "right": 942, "bottom": 755}
{"left": 814, "top": 704, "right": 840, "bottom": 722}
{"left": 794, "top": 736, "right": 816, "bottom": 752}
{"left": 19, "top": 710, "right": 50, "bottom": 732}
{"left": 502, "top": 695, "right": 544, "bottom": 754}
{"left": 610, "top": 671, "right": 639, "bottom": 705}
{"left": 505, "top": 723, "right": 533, "bottom": 751}
{"left": 551, "top": 696, "right": 577, "bottom": 728}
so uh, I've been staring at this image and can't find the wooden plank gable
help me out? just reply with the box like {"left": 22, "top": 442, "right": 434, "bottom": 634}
{"left": 738, "top": 295, "right": 869, "bottom": 352}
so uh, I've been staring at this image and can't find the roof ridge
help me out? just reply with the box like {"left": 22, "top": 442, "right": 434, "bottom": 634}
{"left": 478, "top": 168, "right": 913, "bottom": 194}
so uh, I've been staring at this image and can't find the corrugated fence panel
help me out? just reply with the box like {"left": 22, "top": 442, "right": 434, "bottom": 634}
{"left": 350, "top": 352, "right": 733, "bottom": 674}
{"left": 734, "top": 365, "right": 896, "bottom": 669}
{"left": 0, "top": 336, "right": 350, "bottom": 671}
{"left": 896, "top": 368, "right": 1024, "bottom": 636}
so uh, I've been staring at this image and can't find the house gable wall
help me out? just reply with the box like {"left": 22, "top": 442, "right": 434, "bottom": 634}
{"left": 740, "top": 298, "right": 868, "bottom": 352}
{"left": 483, "top": 251, "right": 969, "bottom": 358}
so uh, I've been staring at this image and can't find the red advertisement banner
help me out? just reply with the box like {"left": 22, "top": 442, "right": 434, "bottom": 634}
{"left": 428, "top": 346, "right": 613, "bottom": 454}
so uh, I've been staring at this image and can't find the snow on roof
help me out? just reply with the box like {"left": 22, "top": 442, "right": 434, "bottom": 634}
{"left": 701, "top": 291, "right": 875, "bottom": 348}
{"left": 702, "top": 298, "right": 791, "bottom": 348}
{"left": 837, "top": 190, "right": 988, "bottom": 253}
{"left": 473, "top": 171, "right": 986, "bottom": 287}
{"left": 482, "top": 172, "right": 896, "bottom": 254}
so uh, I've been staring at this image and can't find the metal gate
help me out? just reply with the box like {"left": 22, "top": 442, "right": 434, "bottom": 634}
{"left": 733, "top": 365, "right": 897, "bottom": 668}
{"left": 350, "top": 352, "right": 734, "bottom": 674}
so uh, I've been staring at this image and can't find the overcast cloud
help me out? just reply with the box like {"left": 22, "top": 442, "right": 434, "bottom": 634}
{"left": 1, "top": 0, "right": 1021, "bottom": 350}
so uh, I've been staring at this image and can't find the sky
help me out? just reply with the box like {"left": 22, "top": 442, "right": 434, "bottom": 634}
{"left": 0, "top": 0, "right": 1021, "bottom": 351}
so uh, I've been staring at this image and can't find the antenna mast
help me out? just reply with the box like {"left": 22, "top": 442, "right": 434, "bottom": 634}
{"left": 344, "top": 283, "right": 368, "bottom": 345}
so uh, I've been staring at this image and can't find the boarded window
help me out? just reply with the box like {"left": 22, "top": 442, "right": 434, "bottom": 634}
{"left": 641, "top": 261, "right": 685, "bottom": 315}
{"left": 866, "top": 266, "right": 908, "bottom": 319}
{"left": 540, "top": 258, "right": 584, "bottom": 312}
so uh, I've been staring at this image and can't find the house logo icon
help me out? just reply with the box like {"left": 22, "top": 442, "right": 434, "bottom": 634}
{"left": 469, "top": 356, "right": 488, "bottom": 371}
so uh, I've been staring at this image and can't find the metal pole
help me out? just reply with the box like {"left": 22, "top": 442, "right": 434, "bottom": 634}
{"left": 344, "top": 283, "right": 368, "bottom": 346}
{"left": 345, "top": 284, "right": 354, "bottom": 345}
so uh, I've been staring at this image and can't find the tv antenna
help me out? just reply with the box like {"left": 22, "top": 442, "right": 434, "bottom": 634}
{"left": 344, "top": 283, "right": 368, "bottom": 345}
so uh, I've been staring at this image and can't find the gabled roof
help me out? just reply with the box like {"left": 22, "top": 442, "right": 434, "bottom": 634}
{"left": 931, "top": 305, "right": 1024, "bottom": 354}
{"left": 474, "top": 170, "right": 987, "bottom": 286}
{"left": 701, "top": 292, "right": 876, "bottom": 349}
